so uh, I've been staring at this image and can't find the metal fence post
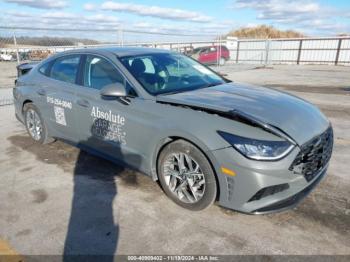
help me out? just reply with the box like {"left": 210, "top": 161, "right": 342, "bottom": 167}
{"left": 216, "top": 36, "right": 219, "bottom": 68}
{"left": 297, "top": 39, "right": 303, "bottom": 65}
{"left": 216, "top": 35, "right": 220, "bottom": 69}
{"left": 219, "top": 35, "right": 222, "bottom": 67}
{"left": 12, "top": 31, "right": 20, "bottom": 64}
{"left": 335, "top": 38, "right": 342, "bottom": 66}
{"left": 264, "top": 39, "right": 270, "bottom": 65}
{"left": 236, "top": 40, "right": 240, "bottom": 63}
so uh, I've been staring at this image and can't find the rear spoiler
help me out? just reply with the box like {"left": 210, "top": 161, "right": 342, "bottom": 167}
{"left": 16, "top": 62, "right": 39, "bottom": 77}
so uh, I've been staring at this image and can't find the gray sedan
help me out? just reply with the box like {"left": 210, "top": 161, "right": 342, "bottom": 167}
{"left": 13, "top": 47, "right": 333, "bottom": 213}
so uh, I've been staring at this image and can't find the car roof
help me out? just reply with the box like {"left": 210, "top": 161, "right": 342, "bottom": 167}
{"left": 61, "top": 46, "right": 173, "bottom": 58}
{"left": 194, "top": 45, "right": 227, "bottom": 49}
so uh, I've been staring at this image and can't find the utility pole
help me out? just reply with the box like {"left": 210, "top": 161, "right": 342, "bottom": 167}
{"left": 118, "top": 25, "right": 124, "bottom": 46}
{"left": 13, "top": 31, "right": 20, "bottom": 65}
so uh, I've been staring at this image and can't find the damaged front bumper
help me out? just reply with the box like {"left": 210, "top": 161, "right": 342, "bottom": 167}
{"left": 208, "top": 146, "right": 329, "bottom": 214}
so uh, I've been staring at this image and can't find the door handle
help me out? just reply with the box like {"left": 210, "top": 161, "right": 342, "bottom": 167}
{"left": 77, "top": 99, "right": 90, "bottom": 108}
{"left": 37, "top": 89, "right": 46, "bottom": 96}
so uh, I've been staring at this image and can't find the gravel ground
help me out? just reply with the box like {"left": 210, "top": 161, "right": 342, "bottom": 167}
{"left": 0, "top": 62, "right": 17, "bottom": 89}
{"left": 0, "top": 61, "right": 349, "bottom": 256}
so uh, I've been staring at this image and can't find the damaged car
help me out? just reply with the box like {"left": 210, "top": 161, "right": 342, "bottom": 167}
{"left": 13, "top": 47, "right": 333, "bottom": 213}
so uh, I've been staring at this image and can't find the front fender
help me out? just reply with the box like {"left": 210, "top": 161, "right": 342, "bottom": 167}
{"left": 149, "top": 129, "right": 221, "bottom": 181}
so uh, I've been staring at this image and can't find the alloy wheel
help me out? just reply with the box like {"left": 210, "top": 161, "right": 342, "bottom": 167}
{"left": 26, "top": 109, "right": 42, "bottom": 141}
{"left": 163, "top": 152, "right": 206, "bottom": 203}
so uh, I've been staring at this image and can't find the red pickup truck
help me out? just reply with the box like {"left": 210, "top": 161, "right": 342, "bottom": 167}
{"left": 189, "top": 45, "right": 230, "bottom": 65}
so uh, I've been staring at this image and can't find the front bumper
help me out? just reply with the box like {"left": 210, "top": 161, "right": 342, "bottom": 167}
{"left": 209, "top": 146, "right": 328, "bottom": 214}
{"left": 252, "top": 168, "right": 326, "bottom": 214}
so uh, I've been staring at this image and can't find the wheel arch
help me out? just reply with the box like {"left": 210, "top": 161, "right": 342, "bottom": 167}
{"left": 22, "top": 99, "right": 33, "bottom": 115}
{"left": 151, "top": 134, "right": 220, "bottom": 200}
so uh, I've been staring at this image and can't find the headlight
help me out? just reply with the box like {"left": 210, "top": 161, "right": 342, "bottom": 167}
{"left": 218, "top": 131, "right": 294, "bottom": 161}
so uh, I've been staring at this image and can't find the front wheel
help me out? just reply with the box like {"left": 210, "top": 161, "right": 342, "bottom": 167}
{"left": 157, "top": 140, "right": 217, "bottom": 211}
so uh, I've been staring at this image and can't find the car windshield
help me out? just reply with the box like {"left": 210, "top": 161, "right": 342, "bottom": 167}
{"left": 119, "top": 52, "right": 226, "bottom": 95}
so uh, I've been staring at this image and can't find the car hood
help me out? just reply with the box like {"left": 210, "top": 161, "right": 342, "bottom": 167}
{"left": 156, "top": 82, "right": 330, "bottom": 145}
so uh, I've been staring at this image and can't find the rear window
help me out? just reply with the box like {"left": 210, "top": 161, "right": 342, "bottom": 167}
{"left": 50, "top": 55, "right": 80, "bottom": 84}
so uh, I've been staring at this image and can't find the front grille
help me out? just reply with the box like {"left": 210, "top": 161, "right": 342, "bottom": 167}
{"left": 289, "top": 126, "right": 333, "bottom": 182}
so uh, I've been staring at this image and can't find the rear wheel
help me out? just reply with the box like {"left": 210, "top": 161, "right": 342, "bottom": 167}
{"left": 24, "top": 103, "right": 54, "bottom": 144}
{"left": 157, "top": 140, "right": 217, "bottom": 211}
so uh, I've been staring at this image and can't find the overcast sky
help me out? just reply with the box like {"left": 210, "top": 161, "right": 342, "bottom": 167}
{"left": 1, "top": 0, "right": 349, "bottom": 41}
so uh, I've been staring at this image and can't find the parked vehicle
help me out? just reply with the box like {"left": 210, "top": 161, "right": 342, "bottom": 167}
{"left": 0, "top": 53, "right": 13, "bottom": 61}
{"left": 13, "top": 47, "right": 333, "bottom": 213}
{"left": 189, "top": 45, "right": 230, "bottom": 65}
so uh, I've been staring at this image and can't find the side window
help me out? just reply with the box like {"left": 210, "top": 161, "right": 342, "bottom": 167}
{"left": 126, "top": 81, "right": 137, "bottom": 97}
{"left": 83, "top": 55, "right": 124, "bottom": 90}
{"left": 200, "top": 48, "right": 209, "bottom": 54}
{"left": 50, "top": 55, "right": 80, "bottom": 84}
{"left": 209, "top": 47, "right": 217, "bottom": 53}
{"left": 39, "top": 62, "right": 50, "bottom": 76}
{"left": 222, "top": 46, "right": 229, "bottom": 52}
{"left": 141, "top": 58, "right": 155, "bottom": 74}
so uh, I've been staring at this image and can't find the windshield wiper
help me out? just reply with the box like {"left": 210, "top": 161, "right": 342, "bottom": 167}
{"left": 201, "top": 82, "right": 223, "bottom": 88}
{"left": 159, "top": 82, "right": 225, "bottom": 96}
{"left": 159, "top": 90, "right": 187, "bottom": 96}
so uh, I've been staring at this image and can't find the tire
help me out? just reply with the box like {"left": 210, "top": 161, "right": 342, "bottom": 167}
{"left": 23, "top": 103, "right": 54, "bottom": 144}
{"left": 157, "top": 139, "right": 217, "bottom": 211}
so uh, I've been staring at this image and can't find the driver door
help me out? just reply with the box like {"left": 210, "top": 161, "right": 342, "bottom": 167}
{"left": 74, "top": 54, "right": 148, "bottom": 169}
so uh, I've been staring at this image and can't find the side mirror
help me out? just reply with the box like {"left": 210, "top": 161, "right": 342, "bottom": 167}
{"left": 100, "top": 83, "right": 127, "bottom": 98}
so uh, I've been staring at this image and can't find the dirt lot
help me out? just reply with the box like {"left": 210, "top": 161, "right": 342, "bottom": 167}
{"left": 0, "top": 62, "right": 349, "bottom": 256}
{"left": 0, "top": 61, "right": 17, "bottom": 89}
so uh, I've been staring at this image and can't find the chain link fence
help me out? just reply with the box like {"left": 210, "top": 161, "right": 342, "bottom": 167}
{"left": 236, "top": 37, "right": 350, "bottom": 65}
{"left": 2, "top": 26, "right": 349, "bottom": 66}
{"left": 0, "top": 26, "right": 223, "bottom": 64}
{"left": 1, "top": 26, "right": 350, "bottom": 107}
{"left": 0, "top": 26, "right": 224, "bottom": 106}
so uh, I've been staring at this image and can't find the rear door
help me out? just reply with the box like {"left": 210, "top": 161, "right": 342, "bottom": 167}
{"left": 198, "top": 48, "right": 210, "bottom": 63}
{"left": 42, "top": 54, "right": 81, "bottom": 141}
{"left": 199, "top": 47, "right": 217, "bottom": 64}
{"left": 220, "top": 46, "right": 230, "bottom": 60}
